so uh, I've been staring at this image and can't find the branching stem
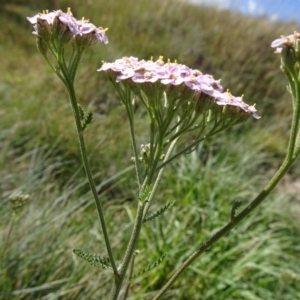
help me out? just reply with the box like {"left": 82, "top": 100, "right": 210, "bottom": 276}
{"left": 151, "top": 76, "right": 300, "bottom": 300}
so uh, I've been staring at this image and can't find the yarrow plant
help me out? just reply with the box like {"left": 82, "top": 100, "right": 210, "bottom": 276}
{"left": 99, "top": 56, "right": 259, "bottom": 187}
{"left": 27, "top": 9, "right": 300, "bottom": 299}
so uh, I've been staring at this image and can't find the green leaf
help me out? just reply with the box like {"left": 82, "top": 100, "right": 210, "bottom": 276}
{"left": 143, "top": 201, "right": 175, "bottom": 223}
{"left": 82, "top": 111, "right": 93, "bottom": 130}
{"left": 140, "top": 185, "right": 152, "bottom": 203}
{"left": 231, "top": 200, "right": 243, "bottom": 220}
{"left": 131, "top": 253, "right": 168, "bottom": 279}
{"left": 78, "top": 104, "right": 85, "bottom": 121}
{"left": 73, "top": 248, "right": 111, "bottom": 270}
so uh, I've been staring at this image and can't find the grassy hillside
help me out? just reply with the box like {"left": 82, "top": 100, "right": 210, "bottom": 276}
{"left": 1, "top": 0, "right": 300, "bottom": 299}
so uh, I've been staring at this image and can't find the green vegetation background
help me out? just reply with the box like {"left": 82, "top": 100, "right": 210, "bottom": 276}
{"left": 1, "top": 0, "right": 300, "bottom": 299}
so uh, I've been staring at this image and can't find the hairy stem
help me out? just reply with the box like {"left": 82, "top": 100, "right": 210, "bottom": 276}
{"left": 62, "top": 68, "right": 118, "bottom": 277}
{"left": 109, "top": 201, "right": 144, "bottom": 300}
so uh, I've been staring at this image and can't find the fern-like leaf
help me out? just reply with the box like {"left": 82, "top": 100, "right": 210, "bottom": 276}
{"left": 78, "top": 104, "right": 85, "bottom": 121}
{"left": 231, "top": 200, "right": 243, "bottom": 220}
{"left": 73, "top": 248, "right": 111, "bottom": 270}
{"left": 82, "top": 111, "right": 93, "bottom": 130}
{"left": 139, "top": 185, "right": 152, "bottom": 203}
{"left": 143, "top": 201, "right": 175, "bottom": 223}
{"left": 131, "top": 253, "right": 168, "bottom": 279}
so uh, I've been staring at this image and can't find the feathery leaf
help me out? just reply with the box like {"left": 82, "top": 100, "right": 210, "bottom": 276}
{"left": 78, "top": 104, "right": 85, "bottom": 121}
{"left": 82, "top": 111, "right": 93, "bottom": 130}
{"left": 231, "top": 200, "right": 243, "bottom": 220}
{"left": 73, "top": 248, "right": 111, "bottom": 270}
{"left": 143, "top": 201, "right": 175, "bottom": 223}
{"left": 131, "top": 253, "right": 168, "bottom": 279}
{"left": 140, "top": 185, "right": 152, "bottom": 203}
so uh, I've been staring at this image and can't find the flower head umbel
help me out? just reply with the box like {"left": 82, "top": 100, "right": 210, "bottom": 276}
{"left": 27, "top": 8, "right": 108, "bottom": 83}
{"left": 27, "top": 8, "right": 108, "bottom": 49}
{"left": 98, "top": 56, "right": 260, "bottom": 120}
{"left": 99, "top": 56, "right": 260, "bottom": 181}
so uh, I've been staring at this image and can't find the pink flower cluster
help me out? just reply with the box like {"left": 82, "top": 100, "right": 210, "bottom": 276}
{"left": 271, "top": 31, "right": 300, "bottom": 54}
{"left": 99, "top": 56, "right": 260, "bottom": 119}
{"left": 27, "top": 9, "right": 108, "bottom": 45}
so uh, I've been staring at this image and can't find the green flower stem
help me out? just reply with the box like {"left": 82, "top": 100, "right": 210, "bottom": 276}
{"left": 125, "top": 94, "right": 142, "bottom": 188}
{"left": 110, "top": 84, "right": 143, "bottom": 188}
{"left": 120, "top": 251, "right": 137, "bottom": 300}
{"left": 59, "top": 64, "right": 118, "bottom": 278}
{"left": 69, "top": 49, "right": 83, "bottom": 83}
{"left": 40, "top": 42, "right": 66, "bottom": 84}
{"left": 293, "top": 128, "right": 300, "bottom": 156}
{"left": 109, "top": 201, "right": 144, "bottom": 300}
{"left": 149, "top": 120, "right": 156, "bottom": 173}
{"left": 145, "top": 102, "right": 179, "bottom": 187}
{"left": 68, "top": 46, "right": 80, "bottom": 81}
{"left": 157, "top": 112, "right": 245, "bottom": 172}
{"left": 152, "top": 81, "right": 300, "bottom": 300}
{"left": 143, "top": 137, "right": 179, "bottom": 219}
{"left": 156, "top": 126, "right": 222, "bottom": 172}
{"left": 44, "top": 54, "right": 67, "bottom": 84}
{"left": 146, "top": 136, "right": 164, "bottom": 186}
{"left": 288, "top": 86, "right": 300, "bottom": 157}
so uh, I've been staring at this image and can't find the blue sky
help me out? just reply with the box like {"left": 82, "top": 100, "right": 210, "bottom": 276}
{"left": 184, "top": 0, "right": 300, "bottom": 23}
